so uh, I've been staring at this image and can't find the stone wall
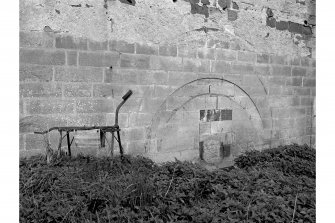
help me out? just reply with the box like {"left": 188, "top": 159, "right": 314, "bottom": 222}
{"left": 19, "top": 0, "right": 316, "bottom": 165}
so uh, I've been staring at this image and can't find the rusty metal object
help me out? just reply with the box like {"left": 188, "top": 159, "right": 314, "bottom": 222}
{"left": 35, "top": 90, "right": 133, "bottom": 159}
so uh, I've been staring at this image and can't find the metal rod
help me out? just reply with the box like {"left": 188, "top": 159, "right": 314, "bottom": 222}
{"left": 110, "top": 132, "right": 115, "bottom": 158}
{"left": 34, "top": 126, "right": 118, "bottom": 135}
{"left": 66, "top": 132, "right": 71, "bottom": 157}
{"left": 57, "top": 130, "right": 63, "bottom": 157}
{"left": 115, "top": 90, "right": 133, "bottom": 126}
{"left": 117, "top": 130, "right": 123, "bottom": 157}
{"left": 100, "top": 130, "right": 106, "bottom": 148}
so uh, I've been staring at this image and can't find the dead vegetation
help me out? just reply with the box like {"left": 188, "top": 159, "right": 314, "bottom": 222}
{"left": 20, "top": 144, "right": 315, "bottom": 222}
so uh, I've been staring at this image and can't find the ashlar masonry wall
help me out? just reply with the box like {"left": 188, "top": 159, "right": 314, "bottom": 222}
{"left": 19, "top": 32, "right": 315, "bottom": 164}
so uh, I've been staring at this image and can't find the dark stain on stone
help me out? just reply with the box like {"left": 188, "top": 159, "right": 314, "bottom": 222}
{"left": 86, "top": 4, "right": 93, "bottom": 8}
{"left": 55, "top": 9, "right": 60, "bottom": 14}
{"left": 43, "top": 26, "right": 53, "bottom": 32}
{"left": 288, "top": 21, "right": 302, "bottom": 34}
{"left": 70, "top": 4, "right": 82, "bottom": 7}
{"left": 220, "top": 143, "right": 230, "bottom": 158}
{"left": 200, "top": 110, "right": 205, "bottom": 121}
{"left": 296, "top": 0, "right": 306, "bottom": 5}
{"left": 218, "top": 0, "right": 228, "bottom": 9}
{"left": 227, "top": 9, "right": 238, "bottom": 21}
{"left": 266, "top": 8, "right": 273, "bottom": 17}
{"left": 276, "top": 20, "right": 288, "bottom": 31}
{"left": 232, "top": 1, "right": 239, "bottom": 10}
{"left": 190, "top": 2, "right": 209, "bottom": 18}
{"left": 301, "top": 26, "right": 312, "bottom": 35}
{"left": 213, "top": 110, "right": 221, "bottom": 121}
{"left": 220, "top": 109, "right": 232, "bottom": 120}
{"left": 265, "top": 14, "right": 313, "bottom": 37}
{"left": 104, "top": 0, "right": 108, "bottom": 9}
{"left": 266, "top": 17, "right": 276, "bottom": 28}
{"left": 206, "top": 110, "right": 213, "bottom": 121}
{"left": 119, "top": 0, "right": 136, "bottom": 6}
{"left": 199, "top": 141, "right": 204, "bottom": 160}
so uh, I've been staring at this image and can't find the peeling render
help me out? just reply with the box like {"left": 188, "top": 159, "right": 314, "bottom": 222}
{"left": 20, "top": 0, "right": 315, "bottom": 57}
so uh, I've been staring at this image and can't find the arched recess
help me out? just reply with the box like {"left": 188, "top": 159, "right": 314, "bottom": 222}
{"left": 145, "top": 77, "right": 269, "bottom": 165}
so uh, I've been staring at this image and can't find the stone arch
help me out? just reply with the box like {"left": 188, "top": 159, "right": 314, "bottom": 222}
{"left": 145, "top": 77, "right": 269, "bottom": 165}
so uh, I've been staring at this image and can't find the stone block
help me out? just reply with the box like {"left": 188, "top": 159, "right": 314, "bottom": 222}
{"left": 177, "top": 45, "right": 197, "bottom": 58}
{"left": 54, "top": 67, "right": 103, "bottom": 82}
{"left": 168, "top": 71, "right": 197, "bottom": 86}
{"left": 120, "top": 54, "right": 151, "bottom": 69}
{"left": 271, "top": 65, "right": 291, "bottom": 76}
{"left": 20, "top": 49, "right": 65, "bottom": 65}
{"left": 302, "top": 78, "right": 315, "bottom": 87}
{"left": 20, "top": 115, "right": 68, "bottom": 133}
{"left": 79, "top": 51, "right": 120, "bottom": 67}
{"left": 135, "top": 43, "right": 158, "bottom": 55}
{"left": 199, "top": 122, "right": 211, "bottom": 135}
{"left": 300, "top": 57, "right": 311, "bottom": 67}
{"left": 66, "top": 51, "right": 78, "bottom": 66}
{"left": 20, "top": 134, "right": 24, "bottom": 150}
{"left": 150, "top": 56, "right": 183, "bottom": 71}
{"left": 93, "top": 84, "right": 123, "bottom": 98}
{"left": 293, "top": 87, "right": 310, "bottom": 96}
{"left": 211, "top": 60, "right": 231, "bottom": 73}
{"left": 291, "top": 67, "right": 307, "bottom": 76}
{"left": 300, "top": 97, "right": 314, "bottom": 106}
{"left": 256, "top": 54, "right": 270, "bottom": 64}
{"left": 254, "top": 65, "right": 270, "bottom": 76}
{"left": 237, "top": 51, "right": 256, "bottom": 63}
{"left": 127, "top": 140, "right": 146, "bottom": 155}
{"left": 20, "top": 83, "right": 62, "bottom": 98}
{"left": 270, "top": 55, "right": 287, "bottom": 65}
{"left": 109, "top": 40, "right": 135, "bottom": 53}
{"left": 286, "top": 77, "right": 302, "bottom": 87}
{"left": 129, "top": 113, "right": 152, "bottom": 127}
{"left": 153, "top": 85, "right": 173, "bottom": 98}
{"left": 25, "top": 132, "right": 60, "bottom": 151}
{"left": 159, "top": 44, "right": 177, "bottom": 57}
{"left": 19, "top": 64, "right": 53, "bottom": 82}
{"left": 215, "top": 49, "right": 237, "bottom": 61}
{"left": 88, "top": 40, "right": 108, "bottom": 51}
{"left": 64, "top": 83, "right": 92, "bottom": 97}
{"left": 267, "top": 76, "right": 286, "bottom": 86}
{"left": 56, "top": 35, "right": 88, "bottom": 50}
{"left": 290, "top": 57, "right": 301, "bottom": 66}
{"left": 142, "top": 98, "right": 166, "bottom": 113}
{"left": 231, "top": 62, "right": 254, "bottom": 74}
{"left": 20, "top": 31, "right": 54, "bottom": 48}
{"left": 151, "top": 71, "right": 169, "bottom": 85}
{"left": 76, "top": 99, "right": 115, "bottom": 113}
{"left": 197, "top": 48, "right": 215, "bottom": 59}
{"left": 26, "top": 99, "right": 75, "bottom": 114}
{"left": 182, "top": 58, "right": 210, "bottom": 73}
{"left": 124, "top": 127, "right": 146, "bottom": 141}
{"left": 67, "top": 113, "right": 106, "bottom": 126}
